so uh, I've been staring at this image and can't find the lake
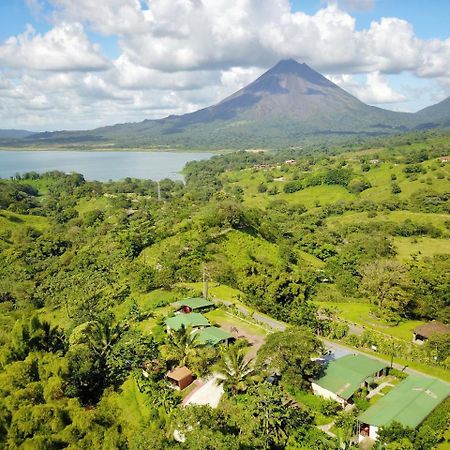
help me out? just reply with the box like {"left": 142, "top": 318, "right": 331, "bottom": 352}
{"left": 0, "top": 151, "right": 214, "bottom": 181}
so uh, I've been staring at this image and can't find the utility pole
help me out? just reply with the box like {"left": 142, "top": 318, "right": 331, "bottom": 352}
{"left": 202, "top": 265, "right": 209, "bottom": 299}
{"left": 157, "top": 181, "right": 161, "bottom": 201}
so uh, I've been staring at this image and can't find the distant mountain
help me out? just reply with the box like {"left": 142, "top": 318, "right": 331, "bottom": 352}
{"left": 0, "top": 129, "right": 33, "bottom": 139}
{"left": 415, "top": 96, "right": 450, "bottom": 129}
{"left": 10, "top": 60, "right": 450, "bottom": 148}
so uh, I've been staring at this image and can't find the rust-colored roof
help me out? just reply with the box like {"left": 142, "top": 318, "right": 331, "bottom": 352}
{"left": 167, "top": 366, "right": 192, "bottom": 381}
{"left": 414, "top": 321, "right": 450, "bottom": 338}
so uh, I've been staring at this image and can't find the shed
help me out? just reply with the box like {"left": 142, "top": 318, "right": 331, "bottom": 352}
{"left": 358, "top": 375, "right": 450, "bottom": 441}
{"left": 178, "top": 297, "right": 215, "bottom": 313}
{"left": 193, "top": 326, "right": 234, "bottom": 346}
{"left": 413, "top": 321, "right": 450, "bottom": 344}
{"left": 167, "top": 366, "right": 194, "bottom": 390}
{"left": 311, "top": 354, "right": 387, "bottom": 406}
{"left": 165, "top": 313, "right": 210, "bottom": 332}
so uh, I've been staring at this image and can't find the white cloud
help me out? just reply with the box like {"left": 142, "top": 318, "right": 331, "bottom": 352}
{"left": 328, "top": 72, "right": 406, "bottom": 104}
{"left": 0, "top": 23, "right": 109, "bottom": 71}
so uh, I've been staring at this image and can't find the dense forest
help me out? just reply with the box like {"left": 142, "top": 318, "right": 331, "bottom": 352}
{"left": 0, "top": 129, "right": 449, "bottom": 449}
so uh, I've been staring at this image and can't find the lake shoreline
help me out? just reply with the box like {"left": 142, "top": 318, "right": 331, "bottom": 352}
{"left": 0, "top": 146, "right": 232, "bottom": 154}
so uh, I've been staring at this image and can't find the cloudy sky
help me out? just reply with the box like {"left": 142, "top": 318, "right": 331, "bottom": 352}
{"left": 0, "top": 0, "right": 449, "bottom": 131}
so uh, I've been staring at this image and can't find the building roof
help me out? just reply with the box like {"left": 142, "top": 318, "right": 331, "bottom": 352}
{"left": 167, "top": 366, "right": 192, "bottom": 382}
{"left": 358, "top": 375, "right": 450, "bottom": 429}
{"left": 165, "top": 313, "right": 210, "bottom": 331}
{"left": 314, "top": 354, "right": 387, "bottom": 400}
{"left": 179, "top": 297, "right": 215, "bottom": 310}
{"left": 194, "top": 326, "right": 233, "bottom": 346}
{"left": 414, "top": 321, "right": 450, "bottom": 339}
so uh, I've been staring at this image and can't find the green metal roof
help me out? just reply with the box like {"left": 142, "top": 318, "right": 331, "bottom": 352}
{"left": 358, "top": 375, "right": 450, "bottom": 429}
{"left": 165, "top": 313, "right": 210, "bottom": 331}
{"left": 179, "top": 297, "right": 214, "bottom": 310}
{"left": 314, "top": 354, "right": 387, "bottom": 400}
{"left": 194, "top": 326, "right": 233, "bottom": 346}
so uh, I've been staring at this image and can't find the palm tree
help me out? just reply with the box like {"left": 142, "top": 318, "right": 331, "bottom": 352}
{"left": 216, "top": 345, "right": 255, "bottom": 394}
{"left": 165, "top": 325, "right": 201, "bottom": 366}
{"left": 86, "top": 319, "right": 123, "bottom": 358}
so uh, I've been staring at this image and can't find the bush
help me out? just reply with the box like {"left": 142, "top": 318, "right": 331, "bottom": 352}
{"left": 319, "top": 399, "right": 340, "bottom": 416}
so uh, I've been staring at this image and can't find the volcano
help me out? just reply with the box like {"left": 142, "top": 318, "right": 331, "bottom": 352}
{"left": 13, "top": 59, "right": 450, "bottom": 148}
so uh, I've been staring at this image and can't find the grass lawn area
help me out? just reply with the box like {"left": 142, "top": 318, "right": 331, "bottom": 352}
{"left": 76, "top": 196, "right": 110, "bottom": 215}
{"left": 393, "top": 236, "right": 450, "bottom": 261}
{"left": 205, "top": 308, "right": 268, "bottom": 338}
{"left": 326, "top": 210, "right": 449, "bottom": 233}
{"left": 244, "top": 184, "right": 355, "bottom": 209}
{"left": 0, "top": 209, "right": 50, "bottom": 241}
{"left": 314, "top": 301, "right": 425, "bottom": 341}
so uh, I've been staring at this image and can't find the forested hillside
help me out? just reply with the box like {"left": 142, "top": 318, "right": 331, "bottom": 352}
{"left": 0, "top": 130, "right": 449, "bottom": 449}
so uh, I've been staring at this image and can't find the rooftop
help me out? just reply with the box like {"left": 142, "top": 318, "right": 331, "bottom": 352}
{"left": 179, "top": 297, "right": 215, "bottom": 310}
{"left": 194, "top": 326, "right": 233, "bottom": 346}
{"left": 167, "top": 366, "right": 192, "bottom": 382}
{"left": 358, "top": 375, "right": 450, "bottom": 429}
{"left": 414, "top": 321, "right": 450, "bottom": 338}
{"left": 314, "top": 354, "right": 387, "bottom": 400}
{"left": 165, "top": 313, "right": 210, "bottom": 331}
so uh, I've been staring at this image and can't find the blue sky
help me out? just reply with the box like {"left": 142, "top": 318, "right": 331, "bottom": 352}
{"left": 0, "top": 0, "right": 448, "bottom": 130}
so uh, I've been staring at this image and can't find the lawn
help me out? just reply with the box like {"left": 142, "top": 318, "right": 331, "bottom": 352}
{"left": 326, "top": 210, "right": 449, "bottom": 233}
{"left": 313, "top": 301, "right": 425, "bottom": 341}
{"left": 244, "top": 184, "right": 355, "bottom": 209}
{"left": 393, "top": 236, "right": 450, "bottom": 261}
{"left": 0, "top": 209, "right": 50, "bottom": 242}
{"left": 205, "top": 308, "right": 268, "bottom": 339}
{"left": 75, "top": 196, "right": 110, "bottom": 215}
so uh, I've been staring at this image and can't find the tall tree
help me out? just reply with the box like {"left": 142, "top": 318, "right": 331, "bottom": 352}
{"left": 256, "top": 326, "right": 323, "bottom": 389}
{"left": 361, "top": 259, "right": 413, "bottom": 321}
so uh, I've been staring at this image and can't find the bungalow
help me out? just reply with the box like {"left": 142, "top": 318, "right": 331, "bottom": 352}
{"left": 165, "top": 312, "right": 210, "bottom": 332}
{"left": 311, "top": 354, "right": 387, "bottom": 407}
{"left": 167, "top": 366, "right": 194, "bottom": 390}
{"left": 358, "top": 375, "right": 450, "bottom": 442}
{"left": 413, "top": 321, "right": 450, "bottom": 345}
{"left": 193, "top": 326, "right": 234, "bottom": 346}
{"left": 178, "top": 297, "right": 215, "bottom": 314}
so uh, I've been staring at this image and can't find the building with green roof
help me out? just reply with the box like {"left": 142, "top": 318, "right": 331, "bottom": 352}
{"left": 165, "top": 313, "right": 210, "bottom": 331}
{"left": 358, "top": 375, "right": 450, "bottom": 442}
{"left": 193, "top": 326, "right": 234, "bottom": 346}
{"left": 311, "top": 354, "right": 387, "bottom": 406}
{"left": 178, "top": 297, "right": 215, "bottom": 313}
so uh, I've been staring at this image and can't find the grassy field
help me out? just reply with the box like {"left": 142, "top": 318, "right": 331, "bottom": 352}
{"left": 314, "top": 301, "right": 425, "bottom": 341}
{"left": 75, "top": 196, "right": 110, "bottom": 215}
{"left": 244, "top": 184, "right": 355, "bottom": 209}
{"left": 393, "top": 236, "right": 450, "bottom": 260}
{"left": 326, "top": 210, "right": 449, "bottom": 232}
{"left": 205, "top": 308, "right": 268, "bottom": 338}
{"left": 0, "top": 209, "right": 49, "bottom": 240}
